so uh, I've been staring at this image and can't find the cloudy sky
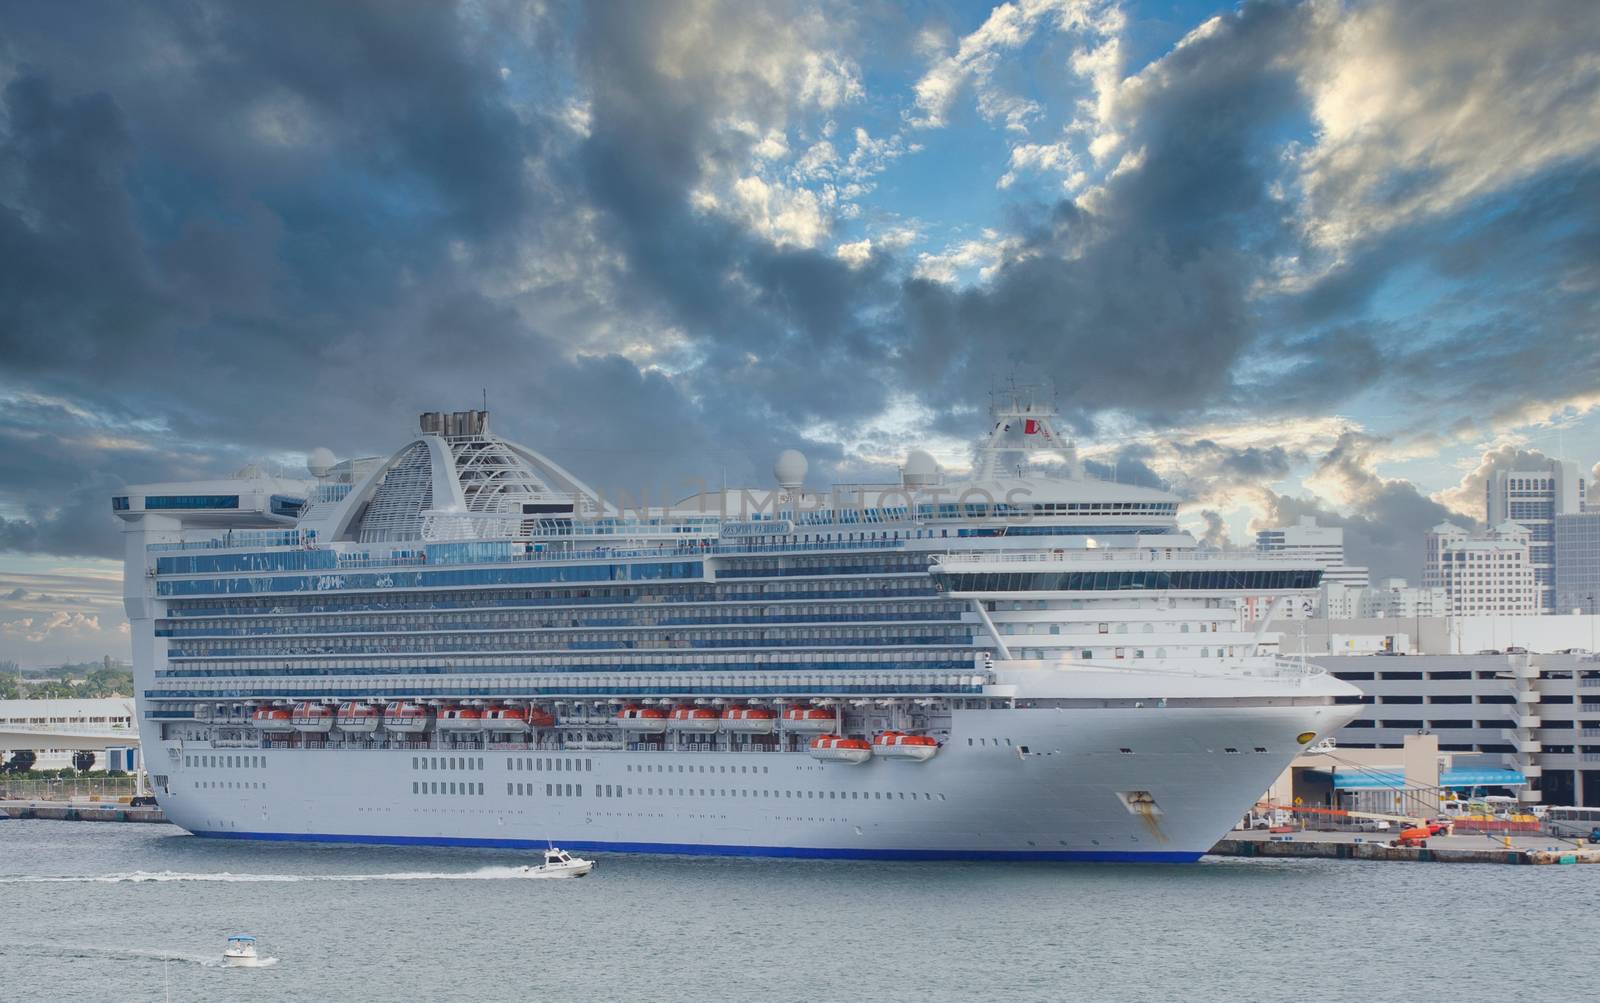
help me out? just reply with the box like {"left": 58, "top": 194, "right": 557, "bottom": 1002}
{"left": 2, "top": 0, "right": 1597, "bottom": 667}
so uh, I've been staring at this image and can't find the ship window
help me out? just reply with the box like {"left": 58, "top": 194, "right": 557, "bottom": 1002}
{"left": 413, "top": 782, "right": 419, "bottom": 794}
{"left": 546, "top": 784, "right": 553, "bottom": 796}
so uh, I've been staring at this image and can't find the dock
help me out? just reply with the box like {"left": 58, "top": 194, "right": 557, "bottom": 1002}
{"left": 0, "top": 800, "right": 167, "bottom": 824}
{"left": 1210, "top": 830, "right": 1600, "bottom": 865}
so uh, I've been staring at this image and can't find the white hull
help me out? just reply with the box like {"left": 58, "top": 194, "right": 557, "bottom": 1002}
{"left": 152, "top": 689, "right": 1349, "bottom": 861}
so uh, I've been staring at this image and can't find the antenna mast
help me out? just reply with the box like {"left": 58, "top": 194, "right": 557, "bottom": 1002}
{"left": 976, "top": 380, "right": 1080, "bottom": 480}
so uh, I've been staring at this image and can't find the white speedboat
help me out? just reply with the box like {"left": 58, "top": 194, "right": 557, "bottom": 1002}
{"left": 222, "top": 935, "right": 265, "bottom": 967}
{"left": 517, "top": 847, "right": 594, "bottom": 878}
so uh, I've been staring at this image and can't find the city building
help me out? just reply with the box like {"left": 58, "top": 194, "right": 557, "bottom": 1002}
{"left": 1308, "top": 651, "right": 1600, "bottom": 807}
{"left": 1554, "top": 511, "right": 1600, "bottom": 614}
{"left": 1256, "top": 516, "right": 1370, "bottom": 588}
{"left": 1320, "top": 581, "right": 1366, "bottom": 620}
{"left": 1360, "top": 578, "right": 1447, "bottom": 619}
{"left": 0, "top": 698, "right": 138, "bottom": 770}
{"left": 1487, "top": 460, "right": 1585, "bottom": 611}
{"left": 1424, "top": 522, "right": 1539, "bottom": 615}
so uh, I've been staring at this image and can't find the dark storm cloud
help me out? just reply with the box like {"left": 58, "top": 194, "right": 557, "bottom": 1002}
{"left": 572, "top": 0, "right": 902, "bottom": 431}
{"left": 1278, "top": 163, "right": 1600, "bottom": 428}
{"left": 892, "top": 2, "right": 1310, "bottom": 425}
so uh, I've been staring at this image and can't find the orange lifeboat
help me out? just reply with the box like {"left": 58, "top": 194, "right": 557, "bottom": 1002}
{"left": 807, "top": 735, "right": 872, "bottom": 764}
{"left": 871, "top": 730, "right": 939, "bottom": 762}
{"left": 616, "top": 705, "right": 668, "bottom": 733}
{"left": 335, "top": 701, "right": 381, "bottom": 734}
{"left": 667, "top": 706, "right": 720, "bottom": 733}
{"left": 527, "top": 707, "right": 557, "bottom": 730}
{"left": 250, "top": 707, "right": 294, "bottom": 734}
{"left": 483, "top": 705, "right": 530, "bottom": 733}
{"left": 383, "top": 701, "right": 430, "bottom": 734}
{"left": 782, "top": 707, "right": 838, "bottom": 734}
{"left": 721, "top": 706, "right": 776, "bottom": 734}
{"left": 436, "top": 705, "right": 484, "bottom": 732}
{"left": 290, "top": 702, "right": 335, "bottom": 733}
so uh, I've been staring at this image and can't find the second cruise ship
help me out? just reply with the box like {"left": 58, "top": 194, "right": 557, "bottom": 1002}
{"left": 116, "top": 393, "right": 1358, "bottom": 861}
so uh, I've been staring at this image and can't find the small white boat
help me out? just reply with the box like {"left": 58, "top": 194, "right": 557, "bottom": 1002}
{"left": 222, "top": 935, "right": 265, "bottom": 967}
{"left": 517, "top": 847, "right": 594, "bottom": 878}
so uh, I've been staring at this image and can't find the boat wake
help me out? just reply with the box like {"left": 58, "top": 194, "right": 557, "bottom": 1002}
{"left": 11, "top": 943, "right": 225, "bottom": 967}
{"left": 0, "top": 865, "right": 545, "bottom": 884}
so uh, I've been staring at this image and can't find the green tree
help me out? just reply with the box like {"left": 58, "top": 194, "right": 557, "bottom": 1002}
{"left": 73, "top": 750, "right": 97, "bottom": 773}
{"left": 4, "top": 750, "right": 37, "bottom": 773}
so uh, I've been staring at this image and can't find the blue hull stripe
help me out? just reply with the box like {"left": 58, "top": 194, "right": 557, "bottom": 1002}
{"left": 187, "top": 828, "right": 1202, "bottom": 863}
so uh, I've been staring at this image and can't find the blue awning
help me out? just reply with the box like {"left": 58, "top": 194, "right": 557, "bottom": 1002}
{"left": 1331, "top": 767, "right": 1526, "bottom": 790}
{"left": 1441, "top": 767, "right": 1525, "bottom": 788}
{"left": 1331, "top": 770, "right": 1405, "bottom": 790}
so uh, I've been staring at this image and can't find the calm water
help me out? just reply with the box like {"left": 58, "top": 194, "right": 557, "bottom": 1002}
{"left": 0, "top": 820, "right": 1595, "bottom": 1002}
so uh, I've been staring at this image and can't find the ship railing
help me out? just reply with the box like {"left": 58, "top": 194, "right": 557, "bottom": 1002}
{"left": 231, "top": 737, "right": 801, "bottom": 754}
{"left": 1249, "top": 657, "right": 1327, "bottom": 681}
{"left": 932, "top": 549, "right": 1317, "bottom": 567}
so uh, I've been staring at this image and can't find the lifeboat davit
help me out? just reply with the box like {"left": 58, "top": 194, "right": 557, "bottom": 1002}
{"left": 872, "top": 730, "right": 939, "bottom": 762}
{"left": 250, "top": 707, "right": 294, "bottom": 733}
{"left": 383, "top": 701, "right": 430, "bottom": 734}
{"left": 290, "top": 702, "right": 335, "bottom": 733}
{"left": 721, "top": 706, "right": 776, "bottom": 734}
{"left": 436, "top": 705, "right": 484, "bottom": 732}
{"left": 527, "top": 707, "right": 557, "bottom": 729}
{"left": 616, "top": 705, "right": 668, "bottom": 733}
{"left": 667, "top": 706, "right": 720, "bottom": 733}
{"left": 483, "top": 705, "right": 530, "bottom": 732}
{"left": 335, "top": 701, "right": 381, "bottom": 734}
{"left": 807, "top": 735, "right": 872, "bottom": 764}
{"left": 782, "top": 707, "right": 838, "bottom": 733}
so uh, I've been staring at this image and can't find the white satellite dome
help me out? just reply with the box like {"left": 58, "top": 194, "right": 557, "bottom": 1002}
{"left": 774, "top": 449, "right": 808, "bottom": 490}
{"left": 901, "top": 449, "right": 939, "bottom": 488}
{"left": 307, "top": 447, "right": 337, "bottom": 478}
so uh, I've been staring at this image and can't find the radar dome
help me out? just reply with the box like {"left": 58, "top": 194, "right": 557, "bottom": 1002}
{"left": 774, "top": 449, "right": 808, "bottom": 490}
{"left": 307, "top": 447, "right": 337, "bottom": 478}
{"left": 901, "top": 449, "right": 939, "bottom": 488}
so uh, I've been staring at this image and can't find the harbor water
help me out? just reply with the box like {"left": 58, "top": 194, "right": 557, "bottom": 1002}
{"left": 0, "top": 819, "right": 1594, "bottom": 1002}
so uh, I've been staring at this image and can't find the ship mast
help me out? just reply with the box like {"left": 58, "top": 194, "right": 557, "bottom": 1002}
{"left": 977, "top": 380, "right": 1082, "bottom": 481}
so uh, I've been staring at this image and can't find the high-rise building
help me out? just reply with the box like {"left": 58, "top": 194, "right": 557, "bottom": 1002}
{"left": 1424, "top": 522, "right": 1539, "bottom": 615}
{"left": 1486, "top": 460, "right": 1584, "bottom": 611}
{"left": 1554, "top": 511, "right": 1600, "bottom": 614}
{"left": 1256, "top": 516, "right": 1370, "bottom": 588}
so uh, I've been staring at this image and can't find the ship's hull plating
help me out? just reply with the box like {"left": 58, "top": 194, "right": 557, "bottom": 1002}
{"left": 158, "top": 702, "right": 1342, "bottom": 861}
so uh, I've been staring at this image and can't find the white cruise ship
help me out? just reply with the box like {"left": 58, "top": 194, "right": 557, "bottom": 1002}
{"left": 115, "top": 394, "right": 1358, "bottom": 862}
